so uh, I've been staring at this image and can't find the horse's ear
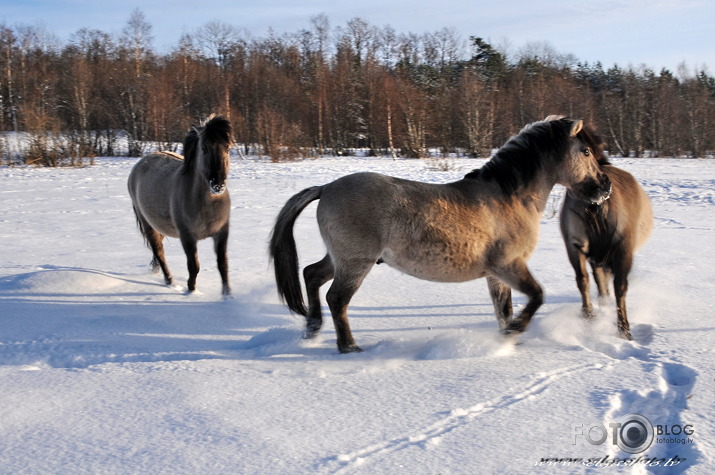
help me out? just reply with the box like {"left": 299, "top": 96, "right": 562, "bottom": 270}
{"left": 569, "top": 119, "right": 584, "bottom": 137}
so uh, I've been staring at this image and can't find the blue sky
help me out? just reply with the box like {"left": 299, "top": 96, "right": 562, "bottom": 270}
{"left": 1, "top": 0, "right": 713, "bottom": 72}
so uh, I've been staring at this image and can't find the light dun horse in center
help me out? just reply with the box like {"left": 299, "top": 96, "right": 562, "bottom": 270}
{"left": 270, "top": 116, "right": 613, "bottom": 353}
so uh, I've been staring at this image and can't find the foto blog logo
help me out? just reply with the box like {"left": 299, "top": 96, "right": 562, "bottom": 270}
{"left": 574, "top": 414, "right": 655, "bottom": 454}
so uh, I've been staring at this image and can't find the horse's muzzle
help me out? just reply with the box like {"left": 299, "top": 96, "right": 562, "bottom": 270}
{"left": 572, "top": 174, "right": 612, "bottom": 205}
{"left": 209, "top": 179, "right": 227, "bottom": 196}
{"left": 591, "top": 174, "right": 612, "bottom": 205}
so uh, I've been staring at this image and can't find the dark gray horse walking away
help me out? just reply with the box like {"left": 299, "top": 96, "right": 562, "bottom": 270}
{"left": 270, "top": 117, "right": 612, "bottom": 353}
{"left": 560, "top": 131, "right": 652, "bottom": 340}
{"left": 128, "top": 114, "right": 233, "bottom": 296}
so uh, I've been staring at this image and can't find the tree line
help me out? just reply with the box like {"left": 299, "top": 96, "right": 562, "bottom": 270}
{"left": 1, "top": 10, "right": 714, "bottom": 165}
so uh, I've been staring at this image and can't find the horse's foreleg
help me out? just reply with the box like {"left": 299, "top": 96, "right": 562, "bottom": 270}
{"left": 180, "top": 233, "right": 200, "bottom": 292}
{"left": 326, "top": 262, "right": 373, "bottom": 353}
{"left": 487, "top": 276, "right": 512, "bottom": 330}
{"left": 303, "top": 255, "right": 334, "bottom": 339}
{"left": 213, "top": 227, "right": 230, "bottom": 296}
{"left": 496, "top": 262, "right": 544, "bottom": 335}
{"left": 567, "top": 244, "right": 593, "bottom": 318}
{"left": 613, "top": 255, "right": 633, "bottom": 340}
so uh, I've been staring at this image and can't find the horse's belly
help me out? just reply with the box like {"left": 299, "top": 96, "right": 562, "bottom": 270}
{"left": 134, "top": 195, "right": 180, "bottom": 238}
{"left": 148, "top": 216, "right": 181, "bottom": 238}
{"left": 380, "top": 248, "right": 486, "bottom": 283}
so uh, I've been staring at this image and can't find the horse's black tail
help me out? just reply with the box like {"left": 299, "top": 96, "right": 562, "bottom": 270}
{"left": 269, "top": 186, "right": 322, "bottom": 317}
{"left": 131, "top": 204, "right": 150, "bottom": 247}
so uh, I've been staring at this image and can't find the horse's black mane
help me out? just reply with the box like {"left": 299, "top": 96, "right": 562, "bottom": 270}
{"left": 202, "top": 114, "right": 233, "bottom": 146}
{"left": 182, "top": 130, "right": 199, "bottom": 171}
{"left": 464, "top": 118, "right": 607, "bottom": 193}
{"left": 464, "top": 119, "right": 569, "bottom": 193}
{"left": 181, "top": 114, "right": 232, "bottom": 174}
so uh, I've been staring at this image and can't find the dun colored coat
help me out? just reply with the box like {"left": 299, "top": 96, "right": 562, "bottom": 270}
{"left": 128, "top": 115, "right": 233, "bottom": 295}
{"left": 560, "top": 132, "right": 652, "bottom": 340}
{"left": 270, "top": 117, "right": 612, "bottom": 353}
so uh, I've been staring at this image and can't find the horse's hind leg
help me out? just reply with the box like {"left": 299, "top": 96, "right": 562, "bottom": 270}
{"left": 303, "top": 255, "right": 334, "bottom": 339}
{"left": 213, "top": 226, "right": 230, "bottom": 296}
{"left": 326, "top": 260, "right": 374, "bottom": 353}
{"left": 487, "top": 276, "right": 512, "bottom": 330}
{"left": 496, "top": 261, "right": 544, "bottom": 335}
{"left": 142, "top": 223, "right": 173, "bottom": 285}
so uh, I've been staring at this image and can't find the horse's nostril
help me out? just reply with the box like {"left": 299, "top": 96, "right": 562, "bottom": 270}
{"left": 209, "top": 179, "right": 226, "bottom": 195}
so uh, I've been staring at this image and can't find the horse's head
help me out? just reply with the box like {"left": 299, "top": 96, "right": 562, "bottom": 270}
{"left": 184, "top": 115, "right": 232, "bottom": 196}
{"left": 550, "top": 117, "right": 612, "bottom": 204}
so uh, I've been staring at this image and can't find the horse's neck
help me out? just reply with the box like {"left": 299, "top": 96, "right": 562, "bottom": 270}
{"left": 463, "top": 171, "right": 555, "bottom": 213}
{"left": 519, "top": 174, "right": 557, "bottom": 213}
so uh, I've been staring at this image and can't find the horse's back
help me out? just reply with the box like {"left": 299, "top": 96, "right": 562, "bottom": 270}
{"left": 316, "top": 172, "right": 507, "bottom": 282}
{"left": 129, "top": 151, "right": 182, "bottom": 186}
{"left": 317, "top": 172, "right": 405, "bottom": 254}
{"left": 317, "top": 171, "right": 461, "bottom": 233}
{"left": 130, "top": 150, "right": 182, "bottom": 175}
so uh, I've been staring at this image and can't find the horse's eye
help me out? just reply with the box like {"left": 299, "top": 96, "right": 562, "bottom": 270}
{"left": 582, "top": 148, "right": 590, "bottom": 156}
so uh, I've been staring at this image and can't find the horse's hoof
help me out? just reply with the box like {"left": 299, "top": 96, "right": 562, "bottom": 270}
{"left": 581, "top": 308, "right": 595, "bottom": 319}
{"left": 619, "top": 329, "right": 633, "bottom": 341}
{"left": 502, "top": 321, "right": 526, "bottom": 335}
{"left": 338, "top": 344, "right": 363, "bottom": 354}
{"left": 304, "top": 317, "right": 323, "bottom": 340}
{"left": 501, "top": 329, "right": 521, "bottom": 344}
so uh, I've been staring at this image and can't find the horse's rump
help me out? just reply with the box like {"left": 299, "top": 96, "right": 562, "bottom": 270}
{"left": 562, "top": 164, "right": 652, "bottom": 259}
{"left": 128, "top": 152, "right": 184, "bottom": 238}
{"left": 600, "top": 165, "right": 653, "bottom": 251}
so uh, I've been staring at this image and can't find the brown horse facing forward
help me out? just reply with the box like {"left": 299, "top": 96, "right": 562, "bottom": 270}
{"left": 560, "top": 132, "right": 653, "bottom": 340}
{"left": 128, "top": 115, "right": 233, "bottom": 296}
{"left": 270, "top": 116, "right": 613, "bottom": 353}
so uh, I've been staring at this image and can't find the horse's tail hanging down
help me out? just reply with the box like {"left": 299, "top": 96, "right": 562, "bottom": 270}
{"left": 131, "top": 204, "right": 151, "bottom": 248}
{"left": 269, "top": 186, "right": 323, "bottom": 317}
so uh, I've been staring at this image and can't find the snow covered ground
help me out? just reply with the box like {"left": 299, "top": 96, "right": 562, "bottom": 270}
{"left": 0, "top": 155, "right": 713, "bottom": 474}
